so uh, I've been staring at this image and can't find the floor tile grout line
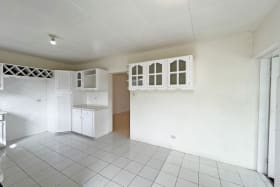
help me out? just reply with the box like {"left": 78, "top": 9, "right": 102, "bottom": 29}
{"left": 18, "top": 146, "right": 83, "bottom": 187}
{"left": 5, "top": 153, "right": 43, "bottom": 187}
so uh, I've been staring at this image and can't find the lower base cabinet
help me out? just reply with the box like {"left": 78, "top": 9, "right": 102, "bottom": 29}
{"left": 72, "top": 108, "right": 108, "bottom": 138}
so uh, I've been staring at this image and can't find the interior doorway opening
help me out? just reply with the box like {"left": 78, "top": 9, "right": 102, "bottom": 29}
{"left": 112, "top": 73, "right": 130, "bottom": 137}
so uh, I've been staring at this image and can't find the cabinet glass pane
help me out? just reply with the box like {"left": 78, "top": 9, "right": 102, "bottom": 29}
{"left": 179, "top": 60, "right": 186, "bottom": 71}
{"left": 132, "top": 76, "right": 137, "bottom": 86}
{"left": 179, "top": 73, "right": 186, "bottom": 85}
{"left": 170, "top": 74, "right": 177, "bottom": 85}
{"left": 132, "top": 66, "right": 137, "bottom": 75}
{"left": 156, "top": 75, "right": 162, "bottom": 85}
{"left": 170, "top": 61, "right": 177, "bottom": 72}
{"left": 77, "top": 72, "right": 81, "bottom": 79}
{"left": 149, "top": 75, "right": 155, "bottom": 85}
{"left": 138, "top": 76, "right": 143, "bottom": 86}
{"left": 138, "top": 66, "right": 143, "bottom": 74}
{"left": 149, "top": 64, "right": 155, "bottom": 74}
{"left": 156, "top": 63, "right": 162, "bottom": 73}
{"left": 77, "top": 80, "right": 81, "bottom": 87}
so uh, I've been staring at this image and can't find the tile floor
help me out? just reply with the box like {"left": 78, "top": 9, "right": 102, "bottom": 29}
{"left": 0, "top": 132, "right": 272, "bottom": 187}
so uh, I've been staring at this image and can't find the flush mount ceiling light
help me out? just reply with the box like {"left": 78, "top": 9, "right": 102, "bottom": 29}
{"left": 49, "top": 34, "right": 57, "bottom": 45}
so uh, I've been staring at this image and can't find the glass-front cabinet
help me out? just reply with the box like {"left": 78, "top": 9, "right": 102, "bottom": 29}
{"left": 129, "top": 64, "right": 145, "bottom": 90}
{"left": 168, "top": 56, "right": 193, "bottom": 89}
{"left": 128, "top": 55, "right": 193, "bottom": 91}
{"left": 147, "top": 61, "right": 165, "bottom": 89}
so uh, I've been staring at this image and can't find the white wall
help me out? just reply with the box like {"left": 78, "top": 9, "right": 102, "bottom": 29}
{"left": 80, "top": 33, "right": 259, "bottom": 170}
{"left": 0, "top": 48, "right": 75, "bottom": 70}
{"left": 0, "top": 77, "right": 48, "bottom": 141}
{"left": 253, "top": 2, "right": 280, "bottom": 56}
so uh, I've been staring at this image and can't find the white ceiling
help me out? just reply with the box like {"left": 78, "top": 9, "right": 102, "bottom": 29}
{"left": 0, "top": 0, "right": 278, "bottom": 64}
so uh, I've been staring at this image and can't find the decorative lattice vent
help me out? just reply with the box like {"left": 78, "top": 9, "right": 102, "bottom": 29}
{"left": 3, "top": 64, "right": 53, "bottom": 79}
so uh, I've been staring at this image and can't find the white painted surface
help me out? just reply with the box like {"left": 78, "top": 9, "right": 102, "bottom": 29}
{"left": 47, "top": 77, "right": 72, "bottom": 133}
{"left": 254, "top": 2, "right": 280, "bottom": 56}
{"left": 72, "top": 108, "right": 82, "bottom": 134}
{"left": 0, "top": 0, "right": 277, "bottom": 62}
{"left": 0, "top": 64, "right": 3, "bottom": 90}
{"left": 257, "top": 59, "right": 271, "bottom": 174}
{"left": 82, "top": 33, "right": 259, "bottom": 169}
{"left": 0, "top": 78, "right": 48, "bottom": 141}
{"left": 268, "top": 56, "right": 280, "bottom": 178}
{"left": 55, "top": 70, "right": 72, "bottom": 91}
{"left": 81, "top": 110, "right": 94, "bottom": 137}
{"left": 71, "top": 108, "right": 110, "bottom": 138}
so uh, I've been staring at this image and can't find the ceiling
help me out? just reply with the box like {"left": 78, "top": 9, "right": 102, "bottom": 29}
{"left": 0, "top": 0, "right": 278, "bottom": 64}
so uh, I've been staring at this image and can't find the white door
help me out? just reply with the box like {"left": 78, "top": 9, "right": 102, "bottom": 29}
{"left": 72, "top": 108, "right": 82, "bottom": 133}
{"left": 268, "top": 56, "right": 280, "bottom": 178}
{"left": 56, "top": 94, "right": 72, "bottom": 132}
{"left": 82, "top": 110, "right": 94, "bottom": 137}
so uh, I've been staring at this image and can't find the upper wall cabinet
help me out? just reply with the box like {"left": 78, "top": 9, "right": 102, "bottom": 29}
{"left": 55, "top": 70, "right": 73, "bottom": 92}
{"left": 147, "top": 60, "right": 166, "bottom": 89}
{"left": 167, "top": 56, "right": 193, "bottom": 89}
{"left": 0, "top": 64, "right": 3, "bottom": 90}
{"left": 74, "top": 68, "right": 108, "bottom": 91}
{"left": 129, "top": 64, "right": 145, "bottom": 90}
{"left": 128, "top": 55, "right": 193, "bottom": 91}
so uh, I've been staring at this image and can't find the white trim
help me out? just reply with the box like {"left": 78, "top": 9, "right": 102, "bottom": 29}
{"left": 256, "top": 42, "right": 280, "bottom": 59}
{"left": 257, "top": 59, "right": 271, "bottom": 174}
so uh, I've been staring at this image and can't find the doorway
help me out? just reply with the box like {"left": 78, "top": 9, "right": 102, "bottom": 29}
{"left": 112, "top": 73, "right": 130, "bottom": 137}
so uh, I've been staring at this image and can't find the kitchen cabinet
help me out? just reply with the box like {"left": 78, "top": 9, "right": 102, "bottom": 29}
{"left": 55, "top": 70, "right": 72, "bottom": 92}
{"left": 72, "top": 108, "right": 82, "bottom": 134}
{"left": 74, "top": 69, "right": 108, "bottom": 91}
{"left": 167, "top": 56, "right": 193, "bottom": 89}
{"left": 129, "top": 63, "right": 146, "bottom": 90}
{"left": 128, "top": 55, "right": 193, "bottom": 91}
{"left": 0, "top": 64, "right": 3, "bottom": 90}
{"left": 71, "top": 107, "right": 109, "bottom": 138}
{"left": 81, "top": 110, "right": 94, "bottom": 137}
{"left": 147, "top": 60, "right": 166, "bottom": 89}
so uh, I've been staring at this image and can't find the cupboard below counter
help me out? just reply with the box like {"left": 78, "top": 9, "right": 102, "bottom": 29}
{"left": 72, "top": 105, "right": 111, "bottom": 138}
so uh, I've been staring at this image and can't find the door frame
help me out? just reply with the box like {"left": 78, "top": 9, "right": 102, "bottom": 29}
{"left": 112, "top": 72, "right": 130, "bottom": 136}
{"left": 257, "top": 43, "right": 280, "bottom": 175}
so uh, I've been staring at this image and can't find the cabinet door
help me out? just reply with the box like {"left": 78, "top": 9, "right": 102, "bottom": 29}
{"left": 147, "top": 60, "right": 165, "bottom": 89}
{"left": 72, "top": 108, "right": 82, "bottom": 133}
{"left": 168, "top": 56, "right": 193, "bottom": 89}
{"left": 82, "top": 110, "right": 94, "bottom": 137}
{"left": 56, "top": 94, "right": 72, "bottom": 132}
{"left": 76, "top": 71, "right": 83, "bottom": 89}
{"left": 0, "top": 64, "right": 3, "bottom": 90}
{"left": 129, "top": 64, "right": 145, "bottom": 90}
{"left": 55, "top": 71, "right": 72, "bottom": 91}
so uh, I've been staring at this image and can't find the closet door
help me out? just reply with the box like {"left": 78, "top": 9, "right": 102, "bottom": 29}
{"left": 82, "top": 110, "right": 94, "bottom": 137}
{"left": 56, "top": 94, "right": 72, "bottom": 132}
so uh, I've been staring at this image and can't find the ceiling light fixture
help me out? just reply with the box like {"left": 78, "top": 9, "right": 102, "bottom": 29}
{"left": 49, "top": 34, "right": 57, "bottom": 45}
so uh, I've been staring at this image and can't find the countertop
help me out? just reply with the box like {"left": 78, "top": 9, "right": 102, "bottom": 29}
{"left": 72, "top": 105, "right": 108, "bottom": 111}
